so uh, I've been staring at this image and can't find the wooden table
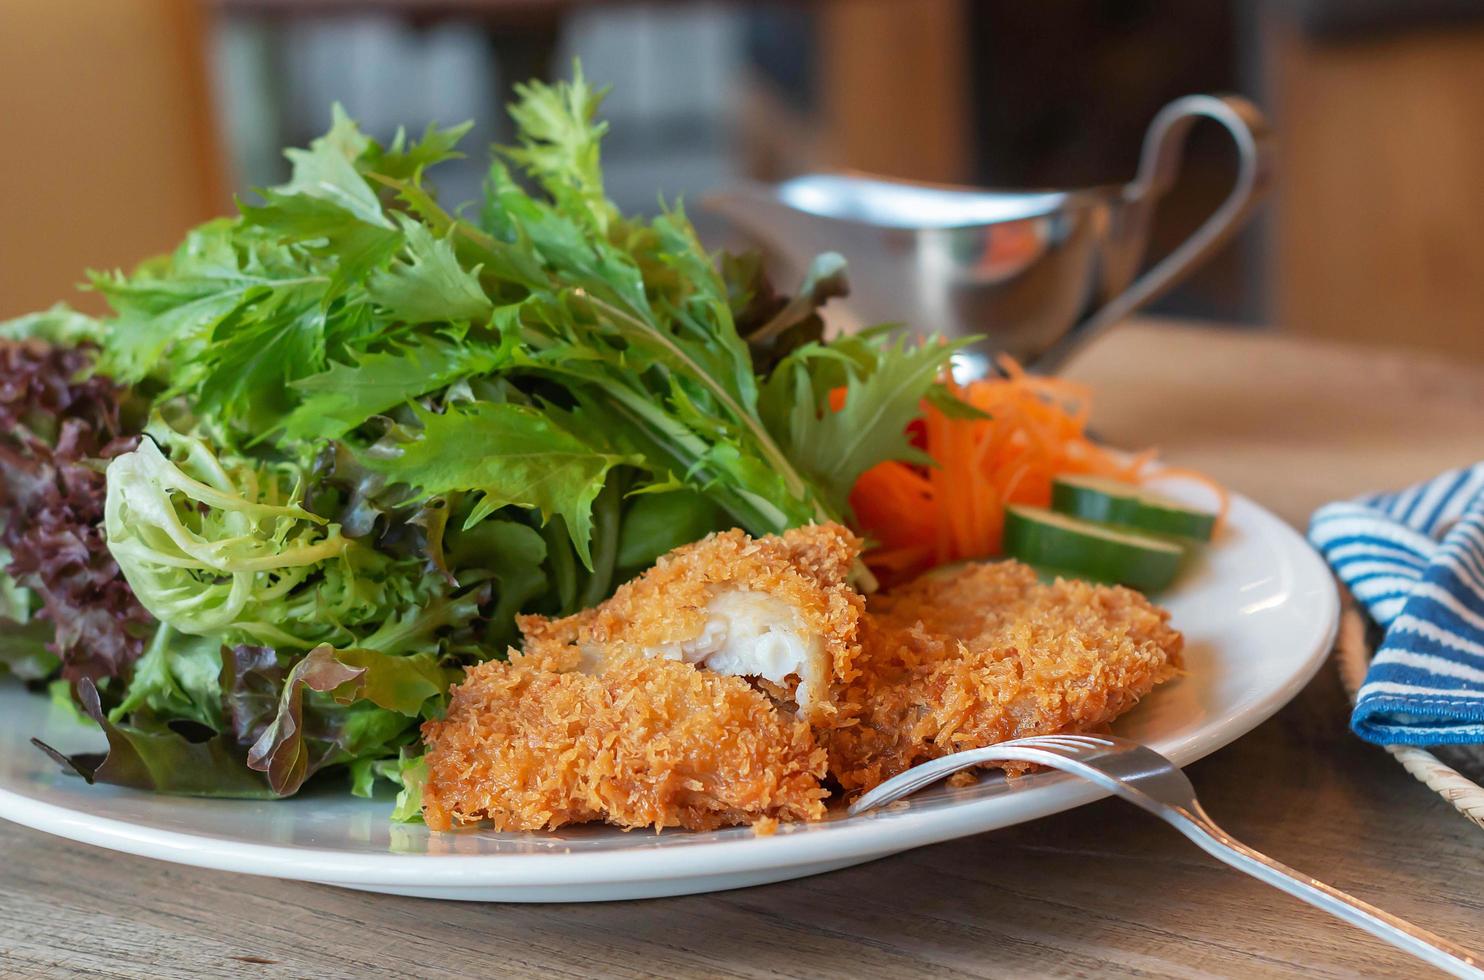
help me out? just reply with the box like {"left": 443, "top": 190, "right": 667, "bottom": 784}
{"left": 3, "top": 321, "right": 1483, "bottom": 978}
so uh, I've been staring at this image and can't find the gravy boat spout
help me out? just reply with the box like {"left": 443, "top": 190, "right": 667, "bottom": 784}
{"left": 706, "top": 94, "right": 1272, "bottom": 375}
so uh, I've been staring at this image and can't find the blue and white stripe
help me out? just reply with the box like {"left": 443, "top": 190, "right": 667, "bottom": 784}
{"left": 1309, "top": 463, "right": 1484, "bottom": 745}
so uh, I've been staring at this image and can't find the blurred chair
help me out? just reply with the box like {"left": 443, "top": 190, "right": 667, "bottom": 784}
{"left": 0, "top": 0, "right": 226, "bottom": 318}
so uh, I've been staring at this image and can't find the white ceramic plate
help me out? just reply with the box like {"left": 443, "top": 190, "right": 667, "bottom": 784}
{"left": 0, "top": 486, "right": 1337, "bottom": 902}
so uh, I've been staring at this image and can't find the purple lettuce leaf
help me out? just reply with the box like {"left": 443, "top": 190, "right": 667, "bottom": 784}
{"left": 0, "top": 340, "right": 151, "bottom": 686}
{"left": 242, "top": 645, "right": 366, "bottom": 796}
{"left": 231, "top": 644, "right": 446, "bottom": 797}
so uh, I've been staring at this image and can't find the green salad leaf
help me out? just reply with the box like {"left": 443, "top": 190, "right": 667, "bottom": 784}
{"left": 0, "top": 547, "right": 57, "bottom": 682}
{"left": 363, "top": 401, "right": 636, "bottom": 567}
{"left": 279, "top": 335, "right": 509, "bottom": 443}
{"left": 107, "top": 626, "right": 225, "bottom": 731}
{"left": 34, "top": 678, "right": 275, "bottom": 798}
{"left": 368, "top": 218, "right": 492, "bottom": 325}
{"left": 351, "top": 747, "right": 428, "bottom": 821}
{"left": 761, "top": 331, "right": 974, "bottom": 516}
{"left": 0, "top": 304, "right": 104, "bottom": 346}
{"left": 243, "top": 643, "right": 453, "bottom": 795}
{"left": 614, "top": 489, "right": 727, "bottom": 575}
{"left": 0, "top": 608, "right": 57, "bottom": 683}
{"left": 104, "top": 431, "right": 358, "bottom": 645}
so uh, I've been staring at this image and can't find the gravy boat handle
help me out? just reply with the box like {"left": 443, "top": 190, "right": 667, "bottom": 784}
{"left": 1036, "top": 94, "right": 1274, "bottom": 372}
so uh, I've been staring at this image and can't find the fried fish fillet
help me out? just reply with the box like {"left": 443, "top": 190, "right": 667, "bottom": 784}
{"left": 420, "top": 645, "right": 828, "bottom": 832}
{"left": 520, "top": 522, "right": 864, "bottom": 724}
{"left": 420, "top": 523, "right": 862, "bottom": 832}
{"left": 826, "top": 560, "right": 1183, "bottom": 793}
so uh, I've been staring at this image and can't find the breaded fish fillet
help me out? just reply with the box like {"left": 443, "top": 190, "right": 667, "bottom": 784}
{"left": 827, "top": 561, "right": 1183, "bottom": 793}
{"left": 420, "top": 523, "right": 862, "bottom": 831}
{"left": 420, "top": 646, "right": 828, "bottom": 832}
{"left": 520, "top": 522, "right": 864, "bottom": 723}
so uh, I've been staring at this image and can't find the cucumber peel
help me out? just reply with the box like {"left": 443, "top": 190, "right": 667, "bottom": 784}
{"left": 1051, "top": 474, "right": 1216, "bottom": 542}
{"left": 1003, "top": 505, "right": 1183, "bottom": 592}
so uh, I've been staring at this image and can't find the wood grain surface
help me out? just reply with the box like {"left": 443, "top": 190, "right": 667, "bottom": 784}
{"left": 3, "top": 321, "right": 1482, "bottom": 979}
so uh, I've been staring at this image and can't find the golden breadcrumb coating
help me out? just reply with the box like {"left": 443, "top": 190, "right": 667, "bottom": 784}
{"left": 519, "top": 522, "right": 864, "bottom": 722}
{"left": 421, "top": 645, "right": 829, "bottom": 832}
{"left": 826, "top": 560, "right": 1183, "bottom": 793}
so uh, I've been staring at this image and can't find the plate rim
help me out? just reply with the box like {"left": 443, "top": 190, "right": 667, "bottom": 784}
{"left": 0, "top": 487, "right": 1339, "bottom": 890}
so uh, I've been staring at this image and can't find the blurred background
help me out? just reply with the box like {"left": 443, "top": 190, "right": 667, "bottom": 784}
{"left": 2, "top": 0, "right": 1481, "bottom": 358}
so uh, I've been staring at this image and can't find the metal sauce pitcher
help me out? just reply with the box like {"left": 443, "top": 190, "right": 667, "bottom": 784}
{"left": 705, "top": 94, "right": 1272, "bottom": 375}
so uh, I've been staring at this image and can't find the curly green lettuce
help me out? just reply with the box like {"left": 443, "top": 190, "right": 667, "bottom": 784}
{"left": 43, "top": 425, "right": 487, "bottom": 799}
{"left": 105, "top": 432, "right": 353, "bottom": 644}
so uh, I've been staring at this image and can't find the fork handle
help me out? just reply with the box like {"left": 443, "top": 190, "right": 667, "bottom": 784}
{"left": 1165, "top": 805, "right": 1483, "bottom": 978}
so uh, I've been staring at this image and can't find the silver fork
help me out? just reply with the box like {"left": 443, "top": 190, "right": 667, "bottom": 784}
{"left": 849, "top": 733, "right": 1483, "bottom": 979}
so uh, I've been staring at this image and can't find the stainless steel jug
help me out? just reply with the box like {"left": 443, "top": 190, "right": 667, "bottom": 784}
{"left": 705, "top": 94, "right": 1272, "bottom": 375}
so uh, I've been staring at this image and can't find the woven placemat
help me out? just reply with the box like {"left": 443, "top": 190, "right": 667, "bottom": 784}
{"left": 1334, "top": 590, "right": 1484, "bottom": 829}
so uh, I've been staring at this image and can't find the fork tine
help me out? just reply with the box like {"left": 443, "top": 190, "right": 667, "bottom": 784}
{"left": 1016, "top": 733, "right": 1110, "bottom": 752}
{"left": 1013, "top": 736, "right": 1086, "bottom": 751}
{"left": 1040, "top": 733, "right": 1115, "bottom": 747}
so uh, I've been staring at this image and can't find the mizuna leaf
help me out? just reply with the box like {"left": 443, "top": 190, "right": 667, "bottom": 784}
{"left": 277, "top": 103, "right": 391, "bottom": 230}
{"left": 239, "top": 191, "right": 402, "bottom": 289}
{"left": 363, "top": 401, "right": 635, "bottom": 567}
{"left": 367, "top": 217, "right": 492, "bottom": 325}
{"left": 760, "top": 333, "right": 967, "bottom": 516}
{"left": 362, "top": 119, "right": 475, "bottom": 181}
{"left": 279, "top": 335, "right": 508, "bottom": 442}
{"left": 501, "top": 63, "right": 616, "bottom": 235}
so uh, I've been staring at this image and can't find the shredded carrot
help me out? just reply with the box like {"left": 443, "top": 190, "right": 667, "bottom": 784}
{"left": 846, "top": 356, "right": 1229, "bottom": 585}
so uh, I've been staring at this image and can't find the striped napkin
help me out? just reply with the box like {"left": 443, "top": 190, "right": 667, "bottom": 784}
{"left": 1309, "top": 464, "right": 1484, "bottom": 745}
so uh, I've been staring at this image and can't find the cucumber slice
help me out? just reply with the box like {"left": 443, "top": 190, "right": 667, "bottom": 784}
{"left": 1051, "top": 475, "right": 1216, "bottom": 541}
{"left": 1003, "top": 505, "right": 1184, "bottom": 592}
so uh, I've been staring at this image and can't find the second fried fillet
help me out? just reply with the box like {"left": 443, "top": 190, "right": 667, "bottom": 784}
{"left": 827, "top": 560, "right": 1184, "bottom": 793}
{"left": 519, "top": 522, "right": 864, "bottom": 723}
{"left": 420, "top": 646, "right": 828, "bottom": 832}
